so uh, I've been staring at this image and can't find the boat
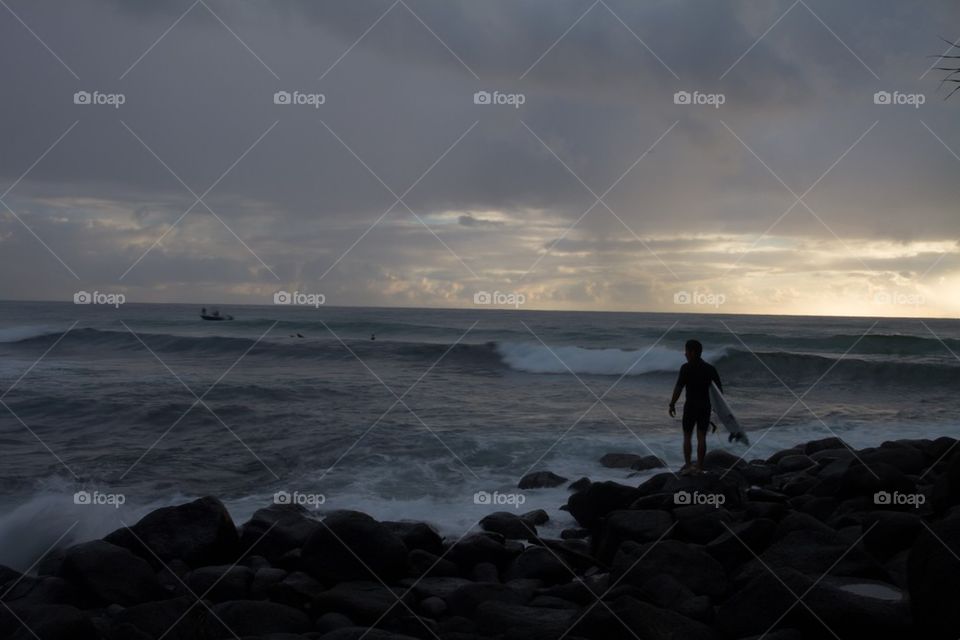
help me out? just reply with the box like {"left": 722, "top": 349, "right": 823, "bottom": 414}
{"left": 200, "top": 307, "right": 233, "bottom": 321}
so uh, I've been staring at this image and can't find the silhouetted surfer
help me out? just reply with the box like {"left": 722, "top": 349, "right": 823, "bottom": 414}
{"left": 370, "top": 333, "right": 376, "bottom": 341}
{"left": 669, "top": 339, "right": 722, "bottom": 474}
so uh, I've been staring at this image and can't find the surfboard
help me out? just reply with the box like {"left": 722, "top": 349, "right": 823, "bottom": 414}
{"left": 709, "top": 382, "right": 749, "bottom": 445}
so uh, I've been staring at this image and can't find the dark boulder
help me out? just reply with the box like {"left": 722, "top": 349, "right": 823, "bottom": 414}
{"left": 480, "top": 511, "right": 537, "bottom": 540}
{"left": 611, "top": 540, "right": 728, "bottom": 599}
{"left": 112, "top": 596, "right": 203, "bottom": 640}
{"left": 504, "top": 547, "right": 569, "bottom": 584}
{"left": 444, "top": 532, "right": 517, "bottom": 571}
{"left": 566, "top": 481, "right": 642, "bottom": 529}
{"left": 57, "top": 540, "right": 165, "bottom": 607}
{"left": 518, "top": 471, "right": 567, "bottom": 489}
{"left": 932, "top": 448, "right": 960, "bottom": 513}
{"left": 105, "top": 496, "right": 239, "bottom": 568}
{"left": 706, "top": 518, "right": 776, "bottom": 571}
{"left": 302, "top": 511, "right": 408, "bottom": 583}
{"left": 446, "top": 582, "right": 531, "bottom": 616}
{"left": 237, "top": 503, "right": 320, "bottom": 562}
{"left": 718, "top": 568, "right": 910, "bottom": 640}
{"left": 862, "top": 511, "right": 922, "bottom": 561}
{"left": 672, "top": 505, "right": 734, "bottom": 545}
{"left": 382, "top": 521, "right": 444, "bottom": 555}
{"left": 596, "top": 510, "right": 674, "bottom": 562}
{"left": 200, "top": 600, "right": 312, "bottom": 637}
{"left": 600, "top": 453, "right": 665, "bottom": 470}
{"left": 475, "top": 600, "right": 576, "bottom": 639}
{"left": 908, "top": 511, "right": 960, "bottom": 638}
{"left": 834, "top": 461, "right": 916, "bottom": 501}
{"left": 183, "top": 565, "right": 252, "bottom": 602}
{"left": 407, "top": 549, "right": 459, "bottom": 578}
{"left": 572, "top": 595, "right": 717, "bottom": 640}
{"left": 313, "top": 581, "right": 412, "bottom": 624}
{"left": 0, "top": 603, "right": 97, "bottom": 640}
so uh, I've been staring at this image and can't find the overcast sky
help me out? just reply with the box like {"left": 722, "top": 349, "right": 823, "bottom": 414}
{"left": 1, "top": 0, "right": 958, "bottom": 317}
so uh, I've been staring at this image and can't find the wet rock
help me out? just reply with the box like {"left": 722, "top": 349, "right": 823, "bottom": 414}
{"left": 407, "top": 549, "right": 459, "bottom": 578}
{"left": 112, "top": 596, "right": 203, "bottom": 640}
{"left": 237, "top": 503, "right": 320, "bottom": 562}
{"left": 596, "top": 510, "right": 674, "bottom": 562}
{"left": 0, "top": 603, "right": 97, "bottom": 640}
{"left": 201, "top": 600, "right": 312, "bottom": 637}
{"left": 475, "top": 600, "right": 576, "bottom": 639}
{"left": 105, "top": 496, "right": 239, "bottom": 568}
{"left": 382, "top": 521, "right": 444, "bottom": 556}
{"left": 503, "top": 547, "right": 569, "bottom": 584}
{"left": 444, "top": 533, "right": 517, "bottom": 571}
{"left": 480, "top": 511, "right": 537, "bottom": 540}
{"left": 313, "top": 581, "right": 412, "bottom": 624}
{"left": 600, "top": 453, "right": 665, "bottom": 470}
{"left": 183, "top": 565, "right": 252, "bottom": 602}
{"left": 611, "top": 540, "right": 728, "bottom": 599}
{"left": 302, "top": 511, "right": 408, "bottom": 583}
{"left": 573, "top": 595, "right": 717, "bottom": 640}
{"left": 566, "top": 481, "right": 642, "bottom": 529}
{"left": 57, "top": 540, "right": 165, "bottom": 607}
{"left": 908, "top": 510, "right": 960, "bottom": 638}
{"left": 447, "top": 582, "right": 531, "bottom": 616}
{"left": 518, "top": 471, "right": 568, "bottom": 489}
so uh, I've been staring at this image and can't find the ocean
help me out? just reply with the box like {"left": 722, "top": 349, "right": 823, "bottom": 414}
{"left": 1, "top": 300, "right": 958, "bottom": 569}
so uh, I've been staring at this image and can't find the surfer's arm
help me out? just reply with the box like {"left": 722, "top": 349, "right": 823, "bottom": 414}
{"left": 713, "top": 368, "right": 723, "bottom": 393}
{"left": 669, "top": 367, "right": 685, "bottom": 416}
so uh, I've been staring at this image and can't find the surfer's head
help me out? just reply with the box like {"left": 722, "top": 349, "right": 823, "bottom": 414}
{"left": 684, "top": 339, "right": 703, "bottom": 361}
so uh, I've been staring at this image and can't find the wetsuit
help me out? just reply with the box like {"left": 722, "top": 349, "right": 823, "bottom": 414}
{"left": 675, "top": 358, "right": 722, "bottom": 434}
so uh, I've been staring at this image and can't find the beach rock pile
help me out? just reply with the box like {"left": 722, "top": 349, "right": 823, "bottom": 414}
{"left": 2, "top": 437, "right": 959, "bottom": 639}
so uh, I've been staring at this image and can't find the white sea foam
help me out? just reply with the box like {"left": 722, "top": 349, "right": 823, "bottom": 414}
{"left": 496, "top": 342, "right": 728, "bottom": 376}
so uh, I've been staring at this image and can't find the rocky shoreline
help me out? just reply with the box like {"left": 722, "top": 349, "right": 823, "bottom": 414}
{"left": 3, "top": 436, "right": 960, "bottom": 639}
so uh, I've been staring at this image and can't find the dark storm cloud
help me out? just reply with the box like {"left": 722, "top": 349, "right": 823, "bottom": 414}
{"left": 0, "top": 0, "right": 958, "bottom": 314}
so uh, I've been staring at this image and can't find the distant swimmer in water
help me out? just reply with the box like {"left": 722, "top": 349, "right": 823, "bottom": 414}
{"left": 370, "top": 333, "right": 376, "bottom": 341}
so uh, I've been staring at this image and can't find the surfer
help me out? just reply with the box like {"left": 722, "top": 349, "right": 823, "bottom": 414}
{"left": 669, "top": 339, "right": 722, "bottom": 473}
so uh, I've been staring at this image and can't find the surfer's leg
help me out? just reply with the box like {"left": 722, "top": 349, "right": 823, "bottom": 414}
{"left": 694, "top": 411, "right": 709, "bottom": 470}
{"left": 681, "top": 412, "right": 694, "bottom": 468}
